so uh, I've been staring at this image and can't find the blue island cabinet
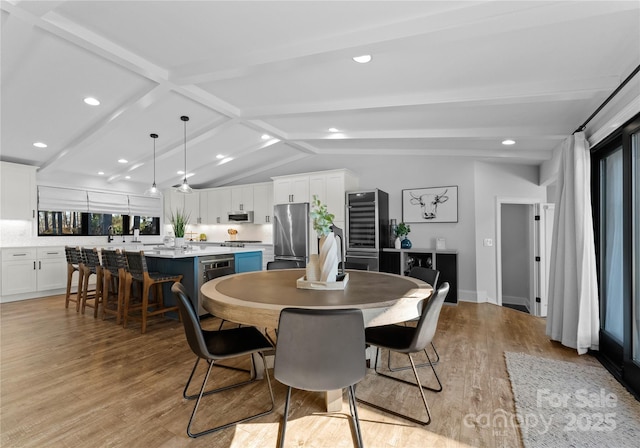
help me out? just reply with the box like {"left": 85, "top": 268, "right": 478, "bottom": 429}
{"left": 235, "top": 251, "right": 263, "bottom": 273}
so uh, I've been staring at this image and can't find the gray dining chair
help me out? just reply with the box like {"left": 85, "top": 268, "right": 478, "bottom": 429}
{"left": 266, "top": 260, "right": 301, "bottom": 270}
{"left": 387, "top": 267, "right": 441, "bottom": 372}
{"left": 171, "top": 283, "right": 275, "bottom": 438}
{"left": 356, "top": 282, "right": 449, "bottom": 425}
{"left": 274, "top": 308, "right": 366, "bottom": 448}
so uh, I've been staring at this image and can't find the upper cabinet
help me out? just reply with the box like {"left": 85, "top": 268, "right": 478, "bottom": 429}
{"left": 252, "top": 182, "right": 273, "bottom": 224}
{"left": 230, "top": 185, "right": 254, "bottom": 212}
{"left": 1, "top": 161, "right": 37, "bottom": 221}
{"left": 273, "top": 169, "right": 359, "bottom": 254}
{"left": 273, "top": 175, "right": 310, "bottom": 204}
{"left": 164, "top": 189, "right": 202, "bottom": 224}
{"left": 205, "top": 188, "right": 231, "bottom": 224}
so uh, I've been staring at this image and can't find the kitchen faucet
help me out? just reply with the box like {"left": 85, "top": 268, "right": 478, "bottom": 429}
{"left": 107, "top": 226, "right": 114, "bottom": 243}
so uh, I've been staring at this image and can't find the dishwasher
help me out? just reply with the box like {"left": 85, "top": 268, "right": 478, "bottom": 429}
{"left": 197, "top": 254, "right": 235, "bottom": 315}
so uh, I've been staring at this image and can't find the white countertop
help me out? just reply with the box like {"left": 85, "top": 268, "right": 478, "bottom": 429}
{"left": 142, "top": 246, "right": 264, "bottom": 259}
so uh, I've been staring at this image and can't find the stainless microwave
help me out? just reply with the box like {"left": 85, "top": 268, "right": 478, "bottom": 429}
{"left": 227, "top": 211, "right": 254, "bottom": 223}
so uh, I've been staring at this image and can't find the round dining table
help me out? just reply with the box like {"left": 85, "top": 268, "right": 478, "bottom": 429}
{"left": 200, "top": 268, "right": 433, "bottom": 411}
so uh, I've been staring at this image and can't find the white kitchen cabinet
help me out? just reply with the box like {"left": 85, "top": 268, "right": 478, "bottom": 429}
{"left": 0, "top": 161, "right": 37, "bottom": 221}
{"left": 1, "top": 247, "right": 67, "bottom": 297}
{"left": 275, "top": 169, "right": 358, "bottom": 255}
{"left": 164, "top": 189, "right": 202, "bottom": 224}
{"left": 36, "top": 247, "right": 67, "bottom": 291}
{"left": 1, "top": 248, "right": 37, "bottom": 296}
{"left": 273, "top": 175, "right": 309, "bottom": 204}
{"left": 206, "top": 188, "right": 231, "bottom": 224}
{"left": 230, "top": 185, "right": 254, "bottom": 212}
{"left": 252, "top": 183, "right": 273, "bottom": 224}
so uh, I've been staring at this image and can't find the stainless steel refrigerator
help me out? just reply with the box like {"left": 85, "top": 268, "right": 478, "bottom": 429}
{"left": 273, "top": 202, "right": 309, "bottom": 267}
{"left": 345, "top": 189, "right": 389, "bottom": 271}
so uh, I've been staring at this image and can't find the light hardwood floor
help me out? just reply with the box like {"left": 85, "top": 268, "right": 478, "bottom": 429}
{"left": 0, "top": 295, "right": 601, "bottom": 448}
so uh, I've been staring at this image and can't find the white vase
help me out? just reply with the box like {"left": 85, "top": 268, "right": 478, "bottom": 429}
{"left": 306, "top": 254, "right": 321, "bottom": 281}
{"left": 175, "top": 237, "right": 185, "bottom": 248}
{"left": 319, "top": 233, "right": 339, "bottom": 282}
{"left": 394, "top": 237, "right": 401, "bottom": 249}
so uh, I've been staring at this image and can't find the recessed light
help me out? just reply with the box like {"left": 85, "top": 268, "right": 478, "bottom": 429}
{"left": 118, "top": 158, "right": 128, "bottom": 163}
{"left": 328, "top": 128, "right": 339, "bottom": 133}
{"left": 125, "top": 175, "right": 131, "bottom": 179}
{"left": 502, "top": 139, "right": 516, "bottom": 145}
{"left": 216, "top": 154, "right": 225, "bottom": 159}
{"left": 33, "top": 142, "right": 47, "bottom": 148}
{"left": 261, "top": 134, "right": 271, "bottom": 140}
{"left": 84, "top": 97, "right": 100, "bottom": 106}
{"left": 219, "top": 157, "right": 233, "bottom": 165}
{"left": 98, "top": 171, "right": 104, "bottom": 175}
{"left": 352, "top": 54, "right": 372, "bottom": 64}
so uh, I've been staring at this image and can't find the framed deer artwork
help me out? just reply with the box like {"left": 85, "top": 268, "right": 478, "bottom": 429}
{"left": 402, "top": 186, "right": 458, "bottom": 223}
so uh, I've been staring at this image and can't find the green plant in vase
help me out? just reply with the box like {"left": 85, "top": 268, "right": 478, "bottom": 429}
{"left": 310, "top": 195, "right": 338, "bottom": 282}
{"left": 395, "top": 222, "right": 412, "bottom": 249}
{"left": 170, "top": 208, "right": 190, "bottom": 239}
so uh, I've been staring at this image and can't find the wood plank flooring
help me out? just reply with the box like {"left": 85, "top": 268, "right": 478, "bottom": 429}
{"left": 0, "top": 295, "right": 601, "bottom": 447}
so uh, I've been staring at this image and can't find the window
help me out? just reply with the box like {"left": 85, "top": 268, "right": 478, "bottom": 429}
{"left": 591, "top": 112, "right": 640, "bottom": 396}
{"left": 37, "top": 212, "right": 160, "bottom": 236}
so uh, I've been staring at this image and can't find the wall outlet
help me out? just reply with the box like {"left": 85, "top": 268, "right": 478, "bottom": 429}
{"left": 483, "top": 238, "right": 493, "bottom": 247}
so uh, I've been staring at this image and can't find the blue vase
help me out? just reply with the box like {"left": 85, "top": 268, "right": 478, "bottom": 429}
{"left": 401, "top": 237, "right": 412, "bottom": 249}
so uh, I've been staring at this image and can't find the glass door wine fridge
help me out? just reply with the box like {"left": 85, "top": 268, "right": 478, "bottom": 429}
{"left": 345, "top": 189, "right": 389, "bottom": 271}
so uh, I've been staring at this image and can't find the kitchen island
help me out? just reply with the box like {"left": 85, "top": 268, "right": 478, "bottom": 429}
{"left": 144, "top": 246, "right": 263, "bottom": 316}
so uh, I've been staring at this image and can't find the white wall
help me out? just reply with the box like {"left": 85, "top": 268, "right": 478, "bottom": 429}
{"left": 474, "top": 162, "right": 547, "bottom": 303}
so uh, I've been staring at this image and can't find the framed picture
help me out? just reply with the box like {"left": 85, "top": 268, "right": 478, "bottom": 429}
{"left": 402, "top": 186, "right": 458, "bottom": 223}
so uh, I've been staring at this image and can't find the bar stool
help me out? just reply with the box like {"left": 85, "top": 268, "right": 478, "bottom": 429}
{"left": 101, "top": 249, "right": 126, "bottom": 324}
{"left": 122, "top": 250, "right": 183, "bottom": 333}
{"left": 79, "top": 247, "right": 103, "bottom": 318}
{"left": 64, "top": 246, "right": 83, "bottom": 311}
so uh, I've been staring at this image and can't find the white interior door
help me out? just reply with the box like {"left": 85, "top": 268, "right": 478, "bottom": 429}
{"left": 535, "top": 203, "right": 555, "bottom": 317}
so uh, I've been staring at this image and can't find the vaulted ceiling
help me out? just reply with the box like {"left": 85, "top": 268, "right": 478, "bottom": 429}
{"left": 2, "top": 1, "right": 639, "bottom": 192}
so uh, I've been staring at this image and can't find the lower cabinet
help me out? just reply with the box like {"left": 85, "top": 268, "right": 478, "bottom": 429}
{"left": 380, "top": 249, "right": 458, "bottom": 304}
{"left": 1, "top": 247, "right": 67, "bottom": 297}
{"left": 235, "top": 251, "right": 263, "bottom": 273}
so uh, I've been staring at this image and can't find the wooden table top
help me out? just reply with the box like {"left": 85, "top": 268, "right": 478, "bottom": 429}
{"left": 201, "top": 269, "right": 433, "bottom": 329}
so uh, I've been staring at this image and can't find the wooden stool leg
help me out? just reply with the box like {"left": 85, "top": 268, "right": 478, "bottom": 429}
{"left": 65, "top": 265, "right": 74, "bottom": 308}
{"left": 81, "top": 271, "right": 91, "bottom": 314}
{"left": 115, "top": 275, "right": 124, "bottom": 325}
{"left": 76, "top": 269, "right": 84, "bottom": 312}
{"left": 123, "top": 275, "right": 132, "bottom": 329}
{"left": 141, "top": 281, "right": 151, "bottom": 334}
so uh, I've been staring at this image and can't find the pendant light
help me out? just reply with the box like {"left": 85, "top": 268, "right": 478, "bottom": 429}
{"left": 144, "top": 133, "right": 161, "bottom": 197}
{"left": 176, "top": 115, "right": 192, "bottom": 194}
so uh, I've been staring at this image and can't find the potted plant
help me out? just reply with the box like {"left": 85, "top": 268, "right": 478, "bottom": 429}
{"left": 309, "top": 195, "right": 338, "bottom": 282}
{"left": 170, "top": 208, "right": 190, "bottom": 248}
{"left": 395, "top": 222, "right": 412, "bottom": 249}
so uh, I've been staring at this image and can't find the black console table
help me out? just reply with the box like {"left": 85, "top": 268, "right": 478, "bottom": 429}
{"left": 381, "top": 248, "right": 458, "bottom": 304}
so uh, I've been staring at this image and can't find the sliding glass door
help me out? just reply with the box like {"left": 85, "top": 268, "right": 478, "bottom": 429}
{"left": 592, "top": 113, "right": 640, "bottom": 396}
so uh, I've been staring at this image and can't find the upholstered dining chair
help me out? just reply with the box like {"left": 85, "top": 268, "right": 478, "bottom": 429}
{"left": 274, "top": 308, "right": 367, "bottom": 448}
{"left": 266, "top": 260, "right": 301, "bottom": 270}
{"left": 387, "top": 266, "right": 441, "bottom": 372}
{"left": 356, "top": 282, "right": 449, "bottom": 426}
{"left": 171, "top": 283, "right": 275, "bottom": 438}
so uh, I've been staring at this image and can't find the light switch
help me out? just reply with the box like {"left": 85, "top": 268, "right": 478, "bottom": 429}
{"left": 483, "top": 238, "right": 493, "bottom": 247}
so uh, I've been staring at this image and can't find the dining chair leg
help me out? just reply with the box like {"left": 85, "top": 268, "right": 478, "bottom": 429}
{"left": 278, "top": 386, "right": 293, "bottom": 448}
{"left": 357, "top": 351, "right": 433, "bottom": 426}
{"left": 183, "top": 358, "right": 253, "bottom": 400}
{"left": 375, "top": 348, "right": 442, "bottom": 393}
{"left": 186, "top": 355, "right": 274, "bottom": 438}
{"left": 387, "top": 341, "right": 440, "bottom": 372}
{"left": 348, "top": 385, "right": 364, "bottom": 448}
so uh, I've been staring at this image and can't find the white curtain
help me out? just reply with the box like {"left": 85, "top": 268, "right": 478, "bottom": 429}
{"left": 546, "top": 132, "right": 600, "bottom": 354}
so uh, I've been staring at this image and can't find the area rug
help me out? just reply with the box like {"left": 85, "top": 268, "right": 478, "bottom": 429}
{"left": 504, "top": 352, "right": 640, "bottom": 448}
